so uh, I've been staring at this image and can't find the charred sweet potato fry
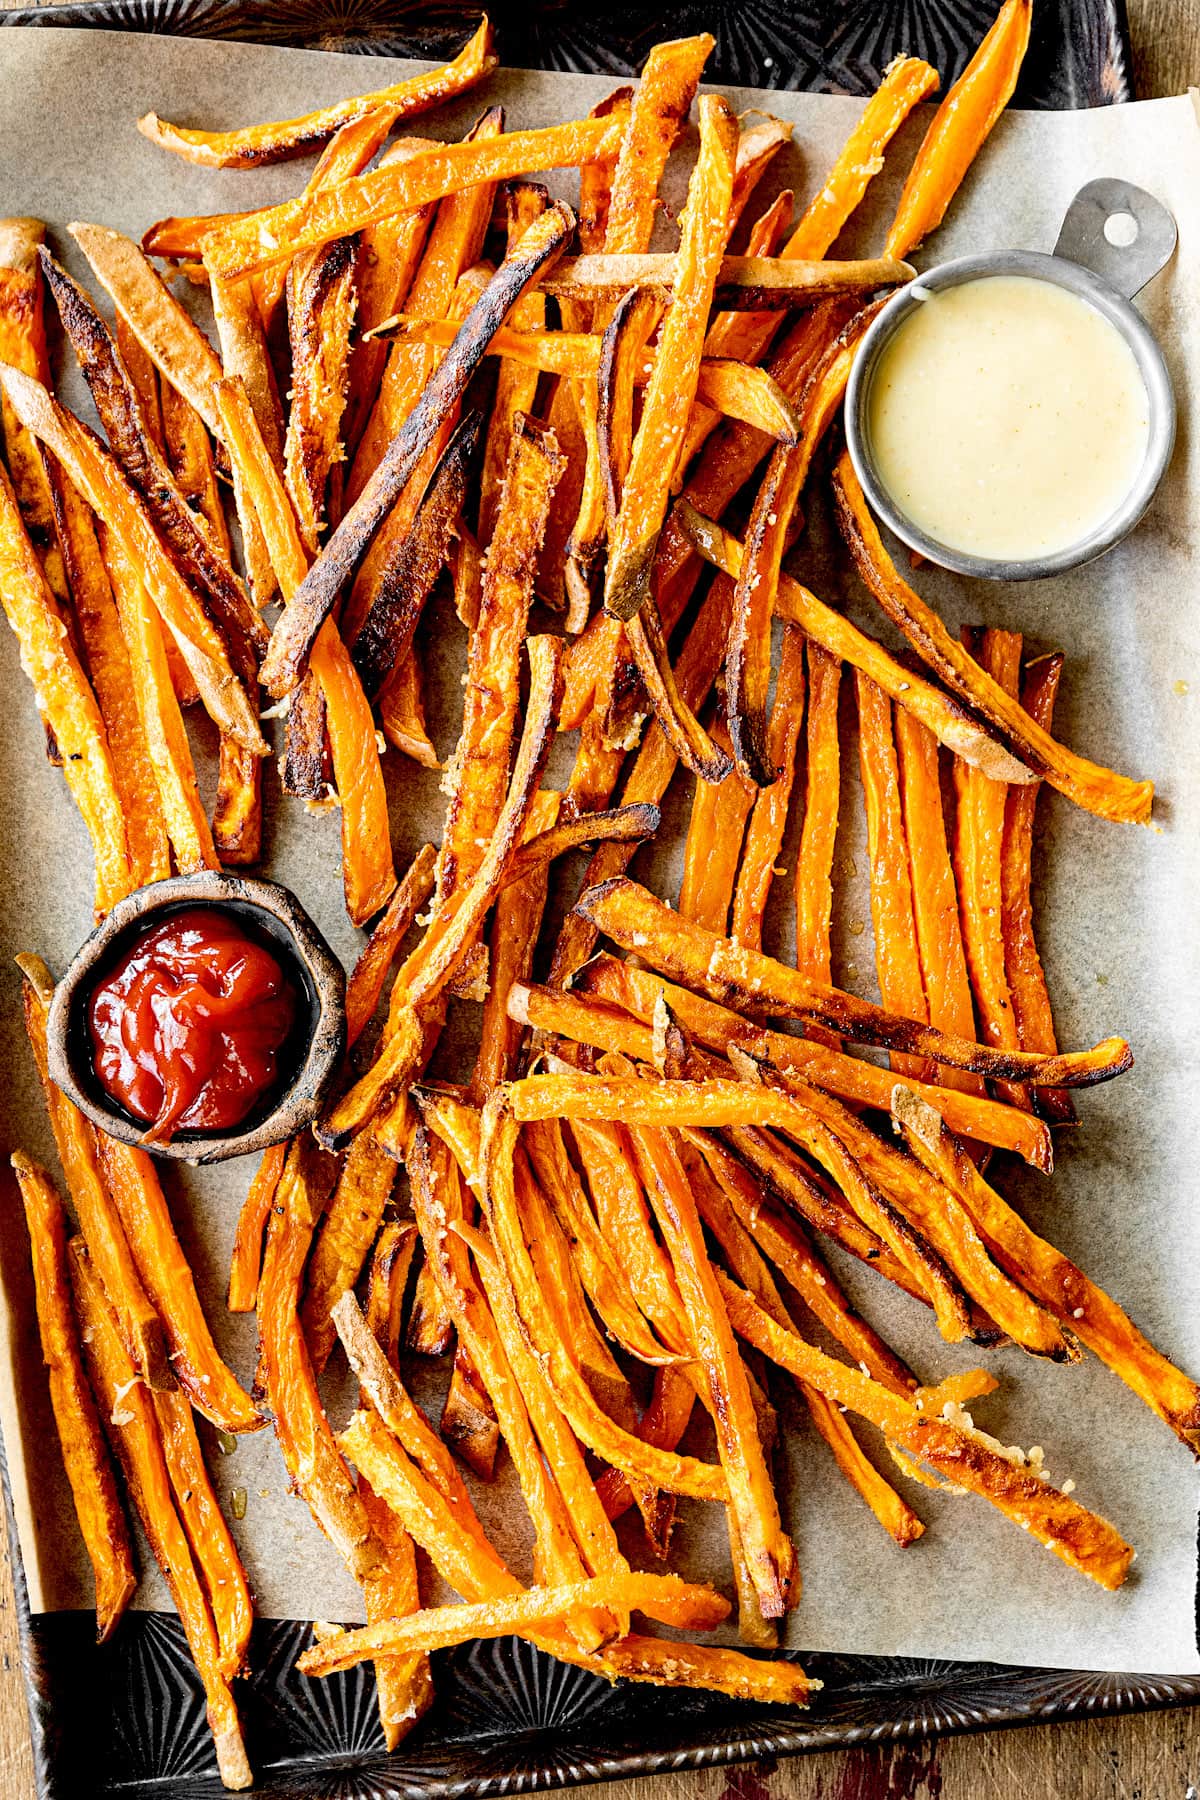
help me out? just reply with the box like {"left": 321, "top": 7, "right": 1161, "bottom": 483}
{"left": 572, "top": 958, "right": 1052, "bottom": 1169}
{"left": 604, "top": 95, "right": 738, "bottom": 625}
{"left": 261, "top": 205, "right": 575, "bottom": 695}
{"left": 0, "top": 459, "right": 132, "bottom": 911}
{"left": 205, "top": 117, "right": 621, "bottom": 282}
{"left": 301, "top": 1133, "right": 397, "bottom": 1373}
{"left": 13, "top": 1152, "right": 136, "bottom": 1641}
{"left": 885, "top": 0, "right": 1032, "bottom": 259}
{"left": 1002, "top": 654, "right": 1076, "bottom": 1123}
{"left": 95, "top": 1137, "right": 262, "bottom": 1434}
{"left": 574, "top": 879, "right": 1133, "bottom": 1087}
{"left": 893, "top": 1089, "right": 1200, "bottom": 1453}
{"left": 364, "top": 1222, "right": 419, "bottom": 1372}
{"left": 70, "top": 1241, "right": 252, "bottom": 1788}
{"left": 20, "top": 956, "right": 171, "bottom": 1388}
{"left": 718, "top": 1268, "right": 1132, "bottom": 1590}
{"left": 284, "top": 234, "right": 358, "bottom": 552}
{"left": 139, "top": 19, "right": 497, "bottom": 167}
{"left": 894, "top": 706, "right": 986, "bottom": 1098}
{"left": 833, "top": 455, "right": 1153, "bottom": 824}
{"left": 0, "top": 220, "right": 70, "bottom": 611}
{"left": 548, "top": 253, "right": 910, "bottom": 309}
{"left": 953, "top": 629, "right": 1028, "bottom": 1106}
{"left": 856, "top": 672, "right": 936, "bottom": 1085}
{"left": 731, "top": 623, "right": 806, "bottom": 950}
{"left": 215, "top": 376, "right": 395, "bottom": 923}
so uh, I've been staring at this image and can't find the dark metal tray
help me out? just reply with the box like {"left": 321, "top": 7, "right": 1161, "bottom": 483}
{"left": 5, "top": 2, "right": 1198, "bottom": 1797}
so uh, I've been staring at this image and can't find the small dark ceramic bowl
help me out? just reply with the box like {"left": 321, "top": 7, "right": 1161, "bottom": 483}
{"left": 46, "top": 871, "right": 346, "bottom": 1164}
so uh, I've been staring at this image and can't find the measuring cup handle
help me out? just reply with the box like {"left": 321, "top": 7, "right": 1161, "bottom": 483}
{"left": 1053, "top": 178, "right": 1177, "bottom": 299}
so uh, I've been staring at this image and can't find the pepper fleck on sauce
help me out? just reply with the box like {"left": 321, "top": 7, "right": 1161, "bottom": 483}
{"left": 87, "top": 907, "right": 299, "bottom": 1142}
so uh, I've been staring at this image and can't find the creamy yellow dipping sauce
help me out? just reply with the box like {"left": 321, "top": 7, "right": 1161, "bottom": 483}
{"left": 866, "top": 274, "right": 1151, "bottom": 562}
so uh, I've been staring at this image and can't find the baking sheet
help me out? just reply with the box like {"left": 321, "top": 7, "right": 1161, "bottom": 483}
{"left": 0, "top": 25, "right": 1197, "bottom": 1678}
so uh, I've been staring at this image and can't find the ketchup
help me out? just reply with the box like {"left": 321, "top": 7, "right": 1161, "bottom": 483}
{"left": 87, "top": 907, "right": 299, "bottom": 1141}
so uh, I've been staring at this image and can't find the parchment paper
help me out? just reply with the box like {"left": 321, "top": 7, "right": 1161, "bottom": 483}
{"left": 0, "top": 25, "right": 1197, "bottom": 1677}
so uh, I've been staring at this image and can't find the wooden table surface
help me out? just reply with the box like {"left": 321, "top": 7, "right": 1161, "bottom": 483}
{"left": 0, "top": 1, "right": 1196, "bottom": 1795}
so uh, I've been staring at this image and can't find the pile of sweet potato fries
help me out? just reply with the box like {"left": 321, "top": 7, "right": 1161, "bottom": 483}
{"left": 1, "top": 2, "right": 1195, "bottom": 1787}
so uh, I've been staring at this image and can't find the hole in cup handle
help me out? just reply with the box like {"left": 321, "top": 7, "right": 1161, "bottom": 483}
{"left": 1052, "top": 177, "right": 1177, "bottom": 299}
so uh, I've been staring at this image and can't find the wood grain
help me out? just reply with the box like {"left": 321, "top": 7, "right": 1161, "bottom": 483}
{"left": 0, "top": 1, "right": 1196, "bottom": 1797}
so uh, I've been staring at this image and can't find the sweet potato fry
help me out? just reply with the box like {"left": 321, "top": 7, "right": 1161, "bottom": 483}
{"left": 0, "top": 220, "right": 70, "bottom": 612}
{"left": 0, "top": 366, "right": 264, "bottom": 753}
{"left": 284, "top": 234, "right": 358, "bottom": 552}
{"left": 717, "top": 1267, "right": 1132, "bottom": 1590}
{"left": 357, "top": 1475, "right": 434, "bottom": 1750}
{"left": 953, "top": 629, "right": 1028, "bottom": 1106}
{"left": 572, "top": 958, "right": 1052, "bottom": 1168}
{"left": 677, "top": 719, "right": 754, "bottom": 935}
{"left": 227, "top": 1143, "right": 286, "bottom": 1313}
{"left": 505, "top": 802, "right": 659, "bottom": 886}
{"left": 574, "top": 879, "right": 1133, "bottom": 1086}
{"left": 346, "top": 842, "right": 438, "bottom": 1046}
{"left": 206, "top": 117, "right": 620, "bottom": 282}
{"left": 99, "top": 522, "right": 220, "bottom": 872}
{"left": 380, "top": 647, "right": 439, "bottom": 766}
{"left": 152, "top": 1386, "right": 254, "bottom": 1678}
{"left": 547, "top": 253, "right": 911, "bottom": 310}
{"left": 13, "top": 1152, "right": 136, "bottom": 1642}
{"left": 833, "top": 455, "right": 1153, "bottom": 824}
{"left": 603, "top": 34, "right": 713, "bottom": 255}
{"left": 731, "top": 623, "right": 806, "bottom": 950}
{"left": 351, "top": 409, "right": 481, "bottom": 700}
{"left": 885, "top": 0, "right": 1032, "bottom": 259}
{"left": 894, "top": 705, "right": 986, "bottom": 1097}
{"left": 482, "top": 183, "right": 551, "bottom": 551}
{"left": 856, "top": 672, "right": 936, "bottom": 1085}
{"left": 209, "top": 273, "right": 283, "bottom": 606}
{"left": 364, "top": 1221, "right": 419, "bottom": 1371}
{"left": 604, "top": 95, "right": 738, "bottom": 624}
{"left": 472, "top": 789, "right": 560, "bottom": 1098}
{"left": 257, "top": 1137, "right": 378, "bottom": 1576}
{"left": 1002, "top": 654, "right": 1076, "bottom": 1123}
{"left": 214, "top": 376, "right": 395, "bottom": 923}
{"left": 95, "top": 1137, "right": 262, "bottom": 1433}
{"left": 298, "top": 1569, "right": 728, "bottom": 1677}
{"left": 20, "top": 956, "right": 172, "bottom": 1387}
{"left": 629, "top": 1126, "right": 797, "bottom": 1615}
{"left": 0, "top": 459, "right": 132, "bottom": 911}
{"left": 139, "top": 19, "right": 497, "bottom": 167}
{"left": 794, "top": 643, "right": 841, "bottom": 982}
{"left": 70, "top": 1240, "right": 252, "bottom": 1788}
{"left": 262, "top": 205, "right": 574, "bottom": 695}
{"left": 301, "top": 1133, "right": 396, "bottom": 1373}
{"left": 892, "top": 1088, "right": 1200, "bottom": 1452}
{"left": 676, "top": 501, "right": 1032, "bottom": 784}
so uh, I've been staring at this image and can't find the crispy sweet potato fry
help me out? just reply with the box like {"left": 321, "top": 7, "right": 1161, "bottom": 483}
{"left": 604, "top": 34, "right": 713, "bottom": 255}
{"left": 206, "top": 117, "right": 620, "bottom": 282}
{"left": 364, "top": 1222, "right": 419, "bottom": 1370}
{"left": 731, "top": 623, "right": 806, "bottom": 950}
{"left": 215, "top": 376, "right": 395, "bottom": 923}
{"left": 1002, "top": 654, "right": 1076, "bottom": 1123}
{"left": 0, "top": 220, "right": 70, "bottom": 612}
{"left": 953, "top": 629, "right": 1028, "bottom": 1107}
{"left": 0, "top": 459, "right": 132, "bottom": 911}
{"left": 209, "top": 273, "right": 283, "bottom": 606}
{"left": 833, "top": 455, "right": 1153, "bottom": 824}
{"left": 473, "top": 789, "right": 560, "bottom": 1099}
{"left": 380, "top": 646, "right": 440, "bottom": 766}
{"left": 284, "top": 234, "right": 358, "bottom": 552}
{"left": 301, "top": 1133, "right": 396, "bottom": 1373}
{"left": 572, "top": 958, "right": 1053, "bottom": 1168}
{"left": 71, "top": 1241, "right": 252, "bottom": 1788}
{"left": 547, "top": 254, "right": 911, "bottom": 309}
{"left": 228, "top": 1143, "right": 286, "bottom": 1313}
{"left": 357, "top": 1475, "right": 434, "bottom": 1750}
{"left": 298, "top": 1569, "right": 728, "bottom": 1676}
{"left": 604, "top": 96, "right": 738, "bottom": 624}
{"left": 13, "top": 1152, "right": 136, "bottom": 1642}
{"left": 677, "top": 719, "right": 754, "bottom": 935}
{"left": 262, "top": 205, "right": 574, "bottom": 695}
{"left": 139, "top": 19, "right": 497, "bottom": 167}
{"left": 482, "top": 183, "right": 551, "bottom": 555}
{"left": 717, "top": 1268, "right": 1132, "bottom": 1590}
{"left": 95, "top": 1137, "right": 262, "bottom": 1433}
{"left": 99, "top": 522, "right": 220, "bottom": 872}
{"left": 856, "top": 672, "right": 936, "bottom": 1085}
{"left": 0, "top": 366, "right": 264, "bottom": 753}
{"left": 892, "top": 1088, "right": 1200, "bottom": 1453}
{"left": 794, "top": 643, "right": 841, "bottom": 982}
{"left": 884, "top": 0, "right": 1032, "bottom": 259}
{"left": 257, "top": 1137, "right": 378, "bottom": 1575}
{"left": 575, "top": 879, "right": 1133, "bottom": 1086}
{"left": 677, "top": 501, "right": 1032, "bottom": 784}
{"left": 346, "top": 842, "right": 438, "bottom": 1046}
{"left": 20, "top": 957, "right": 172, "bottom": 1388}
{"left": 894, "top": 705, "right": 986, "bottom": 1097}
